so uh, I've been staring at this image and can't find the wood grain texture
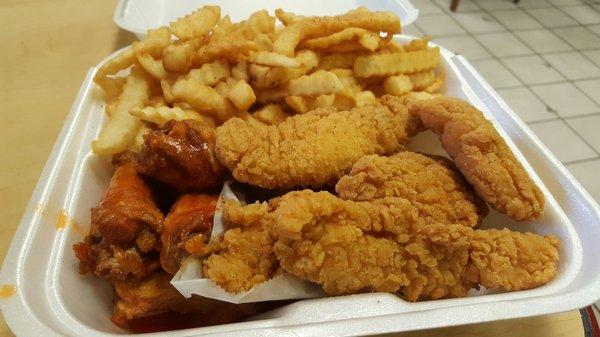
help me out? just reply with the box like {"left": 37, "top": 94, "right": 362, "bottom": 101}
{"left": 0, "top": 1, "right": 584, "bottom": 336}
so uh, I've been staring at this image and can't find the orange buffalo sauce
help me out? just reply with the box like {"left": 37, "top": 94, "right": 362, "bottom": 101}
{"left": 0, "top": 284, "right": 16, "bottom": 299}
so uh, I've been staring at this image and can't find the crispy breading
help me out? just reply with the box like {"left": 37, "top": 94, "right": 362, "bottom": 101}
{"left": 214, "top": 105, "right": 411, "bottom": 189}
{"left": 335, "top": 152, "right": 488, "bottom": 227}
{"left": 409, "top": 96, "right": 545, "bottom": 221}
{"left": 269, "top": 190, "right": 559, "bottom": 301}
{"left": 203, "top": 201, "right": 277, "bottom": 293}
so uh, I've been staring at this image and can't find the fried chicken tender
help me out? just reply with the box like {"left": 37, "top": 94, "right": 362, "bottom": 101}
{"left": 335, "top": 152, "right": 488, "bottom": 227}
{"left": 215, "top": 104, "right": 412, "bottom": 189}
{"left": 379, "top": 94, "right": 424, "bottom": 137}
{"left": 269, "top": 190, "right": 559, "bottom": 301}
{"left": 93, "top": 163, "right": 164, "bottom": 244}
{"left": 111, "top": 271, "right": 259, "bottom": 327}
{"left": 138, "top": 120, "right": 227, "bottom": 193}
{"left": 160, "top": 194, "right": 218, "bottom": 274}
{"left": 203, "top": 201, "right": 277, "bottom": 293}
{"left": 409, "top": 96, "right": 544, "bottom": 221}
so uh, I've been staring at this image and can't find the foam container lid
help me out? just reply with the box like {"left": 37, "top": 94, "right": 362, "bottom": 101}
{"left": 113, "top": 0, "right": 419, "bottom": 39}
{"left": 2, "top": 4, "right": 600, "bottom": 337}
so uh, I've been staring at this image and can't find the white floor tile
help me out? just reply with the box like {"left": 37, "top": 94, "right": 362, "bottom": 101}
{"left": 477, "top": 0, "right": 518, "bottom": 10}
{"left": 497, "top": 86, "right": 557, "bottom": 122}
{"left": 566, "top": 115, "right": 600, "bottom": 153}
{"left": 403, "top": 24, "right": 424, "bottom": 37}
{"left": 588, "top": 24, "right": 600, "bottom": 37}
{"left": 542, "top": 51, "right": 600, "bottom": 80}
{"left": 548, "top": 0, "right": 584, "bottom": 6}
{"left": 561, "top": 5, "right": 600, "bottom": 25}
{"left": 472, "top": 59, "right": 522, "bottom": 88}
{"left": 415, "top": 14, "right": 466, "bottom": 36}
{"left": 566, "top": 159, "right": 600, "bottom": 202}
{"left": 528, "top": 120, "right": 597, "bottom": 162}
{"left": 553, "top": 26, "right": 600, "bottom": 50}
{"left": 531, "top": 82, "right": 600, "bottom": 117}
{"left": 575, "top": 78, "right": 600, "bottom": 106}
{"left": 474, "top": 32, "right": 533, "bottom": 57}
{"left": 412, "top": 0, "right": 444, "bottom": 15}
{"left": 433, "top": 35, "right": 492, "bottom": 60}
{"left": 517, "top": 0, "right": 552, "bottom": 9}
{"left": 490, "top": 9, "right": 543, "bottom": 30}
{"left": 515, "top": 30, "right": 572, "bottom": 53}
{"left": 526, "top": 7, "right": 578, "bottom": 27}
{"left": 583, "top": 49, "right": 600, "bottom": 68}
{"left": 433, "top": 0, "right": 480, "bottom": 12}
{"left": 451, "top": 12, "right": 506, "bottom": 33}
{"left": 501, "top": 55, "right": 565, "bottom": 85}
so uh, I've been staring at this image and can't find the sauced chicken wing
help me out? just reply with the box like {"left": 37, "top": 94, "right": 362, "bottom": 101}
{"left": 111, "top": 271, "right": 260, "bottom": 328}
{"left": 138, "top": 120, "right": 227, "bottom": 192}
{"left": 92, "top": 163, "right": 164, "bottom": 244}
{"left": 160, "top": 194, "right": 218, "bottom": 274}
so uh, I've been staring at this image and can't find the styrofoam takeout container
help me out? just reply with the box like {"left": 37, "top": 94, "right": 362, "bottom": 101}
{"left": 113, "top": 0, "right": 419, "bottom": 39}
{"left": 2, "top": 2, "right": 600, "bottom": 336}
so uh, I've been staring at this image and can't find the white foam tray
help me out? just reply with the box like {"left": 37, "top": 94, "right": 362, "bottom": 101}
{"left": 2, "top": 34, "right": 600, "bottom": 336}
{"left": 113, "top": 0, "right": 419, "bottom": 39}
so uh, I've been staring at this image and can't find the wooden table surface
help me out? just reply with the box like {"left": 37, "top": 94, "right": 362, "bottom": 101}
{"left": 0, "top": 1, "right": 586, "bottom": 336}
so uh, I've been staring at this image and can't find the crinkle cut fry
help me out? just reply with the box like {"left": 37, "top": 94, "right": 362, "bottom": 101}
{"left": 409, "top": 96, "right": 545, "bottom": 221}
{"left": 270, "top": 190, "right": 559, "bottom": 301}
{"left": 335, "top": 152, "right": 489, "bottom": 228}
{"left": 214, "top": 105, "right": 411, "bottom": 189}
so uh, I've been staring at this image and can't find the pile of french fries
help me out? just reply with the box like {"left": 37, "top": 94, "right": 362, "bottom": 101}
{"left": 92, "top": 6, "right": 443, "bottom": 155}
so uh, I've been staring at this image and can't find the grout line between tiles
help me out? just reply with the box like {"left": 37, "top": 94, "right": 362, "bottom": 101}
{"left": 563, "top": 156, "right": 600, "bottom": 166}
{"left": 424, "top": 0, "right": 600, "bottom": 159}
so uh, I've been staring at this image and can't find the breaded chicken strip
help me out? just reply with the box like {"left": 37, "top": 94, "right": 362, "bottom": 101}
{"left": 215, "top": 104, "right": 412, "bottom": 189}
{"left": 270, "top": 190, "right": 559, "bottom": 301}
{"left": 203, "top": 201, "right": 277, "bottom": 293}
{"left": 409, "top": 96, "right": 544, "bottom": 221}
{"left": 379, "top": 94, "right": 424, "bottom": 137}
{"left": 336, "top": 152, "right": 488, "bottom": 227}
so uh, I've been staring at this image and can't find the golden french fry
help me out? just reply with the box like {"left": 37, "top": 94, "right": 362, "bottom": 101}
{"left": 317, "top": 52, "right": 361, "bottom": 70}
{"left": 353, "top": 90, "right": 379, "bottom": 106}
{"left": 133, "top": 27, "right": 171, "bottom": 59}
{"left": 353, "top": 48, "right": 440, "bottom": 77}
{"left": 98, "top": 77, "right": 127, "bottom": 100}
{"left": 94, "top": 49, "right": 136, "bottom": 93}
{"left": 247, "top": 9, "right": 276, "bottom": 35}
{"left": 162, "top": 38, "right": 203, "bottom": 73}
{"left": 285, "top": 94, "right": 336, "bottom": 114}
{"left": 169, "top": 6, "right": 221, "bottom": 40}
{"left": 187, "top": 59, "right": 231, "bottom": 86}
{"left": 330, "top": 68, "right": 363, "bottom": 94}
{"left": 249, "top": 50, "right": 319, "bottom": 87}
{"left": 237, "top": 111, "right": 266, "bottom": 127}
{"left": 172, "top": 78, "right": 234, "bottom": 121}
{"left": 255, "top": 85, "right": 289, "bottom": 103}
{"left": 301, "top": 28, "right": 382, "bottom": 52}
{"left": 130, "top": 105, "right": 215, "bottom": 127}
{"left": 403, "top": 36, "right": 431, "bottom": 52}
{"left": 147, "top": 96, "right": 167, "bottom": 108}
{"left": 232, "top": 60, "right": 249, "bottom": 81}
{"left": 193, "top": 34, "right": 258, "bottom": 66}
{"left": 226, "top": 79, "right": 256, "bottom": 111}
{"left": 274, "top": 8, "right": 400, "bottom": 56}
{"left": 253, "top": 103, "right": 290, "bottom": 124}
{"left": 424, "top": 72, "right": 445, "bottom": 93}
{"left": 137, "top": 54, "right": 167, "bottom": 79}
{"left": 92, "top": 69, "right": 150, "bottom": 155}
{"left": 288, "top": 70, "right": 343, "bottom": 96}
{"left": 408, "top": 70, "right": 436, "bottom": 91}
{"left": 249, "top": 51, "right": 300, "bottom": 68}
{"left": 383, "top": 75, "right": 413, "bottom": 96}
{"left": 255, "top": 34, "right": 274, "bottom": 52}
{"left": 131, "top": 122, "right": 152, "bottom": 151}
{"left": 275, "top": 8, "right": 309, "bottom": 26}
{"left": 210, "top": 15, "right": 234, "bottom": 42}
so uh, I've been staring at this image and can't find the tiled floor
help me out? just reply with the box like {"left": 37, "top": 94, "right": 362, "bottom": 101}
{"left": 406, "top": 0, "right": 600, "bottom": 202}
